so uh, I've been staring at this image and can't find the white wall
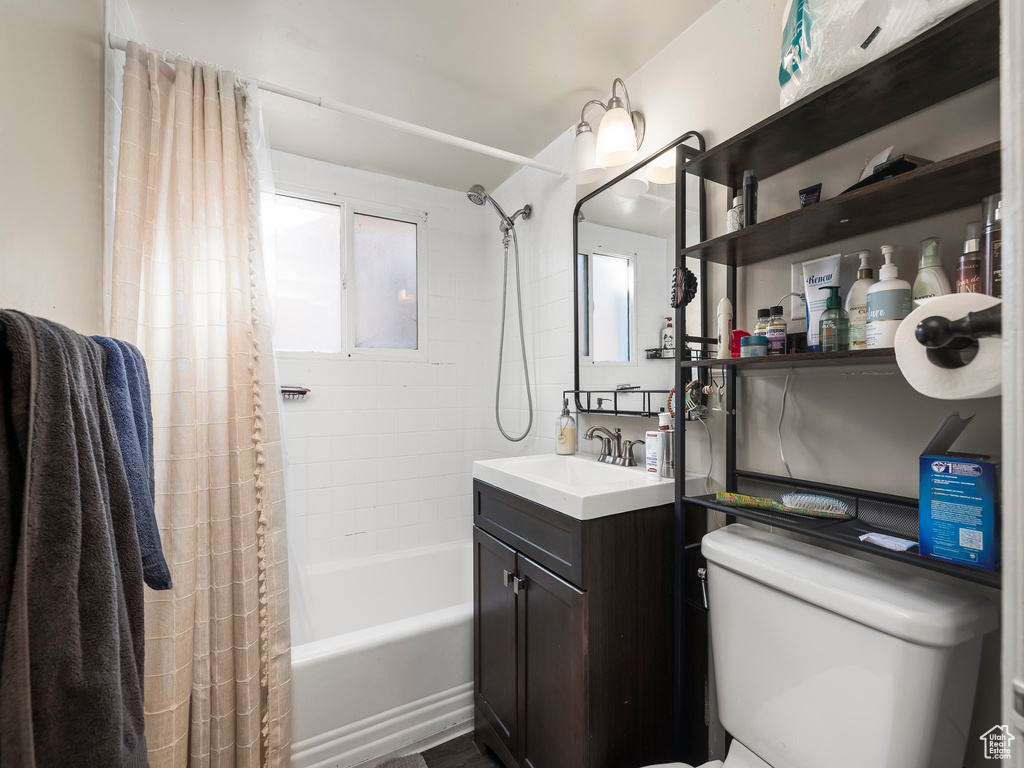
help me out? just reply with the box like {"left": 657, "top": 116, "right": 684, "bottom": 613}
{"left": 270, "top": 150, "right": 491, "bottom": 566}
{"left": 0, "top": 0, "right": 106, "bottom": 334}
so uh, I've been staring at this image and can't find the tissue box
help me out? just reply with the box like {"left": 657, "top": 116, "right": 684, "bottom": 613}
{"left": 919, "top": 415, "right": 1000, "bottom": 571}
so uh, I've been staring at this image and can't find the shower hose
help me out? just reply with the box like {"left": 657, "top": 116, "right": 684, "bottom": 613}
{"left": 495, "top": 226, "right": 534, "bottom": 442}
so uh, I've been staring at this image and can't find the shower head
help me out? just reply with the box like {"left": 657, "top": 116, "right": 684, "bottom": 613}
{"left": 467, "top": 183, "right": 530, "bottom": 233}
{"left": 467, "top": 184, "right": 488, "bottom": 206}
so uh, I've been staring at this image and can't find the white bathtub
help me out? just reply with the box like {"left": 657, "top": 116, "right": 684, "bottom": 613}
{"left": 291, "top": 541, "right": 474, "bottom": 768}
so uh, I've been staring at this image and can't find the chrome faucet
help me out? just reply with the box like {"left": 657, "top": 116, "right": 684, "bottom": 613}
{"left": 584, "top": 426, "right": 622, "bottom": 464}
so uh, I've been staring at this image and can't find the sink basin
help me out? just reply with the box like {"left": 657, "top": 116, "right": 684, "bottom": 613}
{"left": 473, "top": 454, "right": 706, "bottom": 520}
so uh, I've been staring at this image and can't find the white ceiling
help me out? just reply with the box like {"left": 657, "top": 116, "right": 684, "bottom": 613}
{"left": 127, "top": 0, "right": 719, "bottom": 191}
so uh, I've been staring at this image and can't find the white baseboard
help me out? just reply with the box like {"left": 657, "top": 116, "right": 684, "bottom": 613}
{"left": 291, "top": 682, "right": 474, "bottom": 768}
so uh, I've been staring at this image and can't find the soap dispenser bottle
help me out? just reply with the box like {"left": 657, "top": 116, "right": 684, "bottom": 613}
{"left": 555, "top": 398, "right": 576, "bottom": 455}
{"left": 912, "top": 237, "right": 952, "bottom": 308}
{"left": 866, "top": 245, "right": 912, "bottom": 349}
{"left": 661, "top": 317, "right": 675, "bottom": 355}
{"left": 818, "top": 286, "right": 850, "bottom": 352}
{"left": 845, "top": 251, "right": 875, "bottom": 351}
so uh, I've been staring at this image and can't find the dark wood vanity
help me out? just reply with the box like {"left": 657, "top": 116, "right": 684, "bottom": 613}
{"left": 472, "top": 479, "right": 676, "bottom": 768}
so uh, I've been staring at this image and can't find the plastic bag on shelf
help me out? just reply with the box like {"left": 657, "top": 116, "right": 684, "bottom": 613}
{"left": 779, "top": 0, "right": 976, "bottom": 109}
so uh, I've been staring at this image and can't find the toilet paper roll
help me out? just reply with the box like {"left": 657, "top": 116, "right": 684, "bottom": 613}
{"left": 895, "top": 293, "right": 1001, "bottom": 400}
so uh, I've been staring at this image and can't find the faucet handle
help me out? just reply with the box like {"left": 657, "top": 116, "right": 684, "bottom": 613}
{"left": 622, "top": 439, "right": 645, "bottom": 467}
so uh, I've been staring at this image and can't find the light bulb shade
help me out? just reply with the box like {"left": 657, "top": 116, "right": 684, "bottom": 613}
{"left": 571, "top": 128, "right": 606, "bottom": 185}
{"left": 596, "top": 106, "right": 638, "bottom": 167}
{"left": 614, "top": 168, "right": 649, "bottom": 199}
{"left": 645, "top": 150, "right": 676, "bottom": 184}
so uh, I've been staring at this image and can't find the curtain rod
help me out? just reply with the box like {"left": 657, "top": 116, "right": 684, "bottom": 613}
{"left": 107, "top": 34, "right": 567, "bottom": 178}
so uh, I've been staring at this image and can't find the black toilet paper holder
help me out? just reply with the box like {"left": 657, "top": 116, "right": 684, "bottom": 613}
{"left": 915, "top": 303, "right": 1001, "bottom": 370}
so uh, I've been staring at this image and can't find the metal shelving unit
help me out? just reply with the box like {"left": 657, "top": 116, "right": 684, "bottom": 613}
{"left": 672, "top": 1, "right": 1001, "bottom": 761}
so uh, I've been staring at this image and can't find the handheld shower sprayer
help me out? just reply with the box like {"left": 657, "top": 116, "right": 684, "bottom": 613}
{"left": 466, "top": 184, "right": 534, "bottom": 442}
{"left": 467, "top": 184, "right": 531, "bottom": 234}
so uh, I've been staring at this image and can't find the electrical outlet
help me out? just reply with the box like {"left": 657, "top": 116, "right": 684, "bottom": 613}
{"left": 790, "top": 263, "right": 806, "bottom": 322}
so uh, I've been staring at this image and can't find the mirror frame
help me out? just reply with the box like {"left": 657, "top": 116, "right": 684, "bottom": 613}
{"left": 571, "top": 131, "right": 708, "bottom": 417}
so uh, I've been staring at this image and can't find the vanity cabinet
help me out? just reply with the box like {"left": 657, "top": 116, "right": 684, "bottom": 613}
{"left": 473, "top": 479, "right": 675, "bottom": 768}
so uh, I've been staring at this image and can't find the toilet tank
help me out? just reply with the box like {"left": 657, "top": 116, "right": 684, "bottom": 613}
{"left": 702, "top": 525, "right": 998, "bottom": 768}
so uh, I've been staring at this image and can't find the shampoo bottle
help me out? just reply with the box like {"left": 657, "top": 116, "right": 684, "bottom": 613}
{"left": 555, "top": 398, "right": 576, "bottom": 455}
{"left": 866, "top": 245, "right": 911, "bottom": 349}
{"left": 912, "top": 237, "right": 951, "bottom": 308}
{"left": 818, "top": 286, "right": 849, "bottom": 352}
{"left": 845, "top": 251, "right": 876, "bottom": 351}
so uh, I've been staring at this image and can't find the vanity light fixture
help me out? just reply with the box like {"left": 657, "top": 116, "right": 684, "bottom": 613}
{"left": 645, "top": 148, "right": 676, "bottom": 184}
{"left": 614, "top": 167, "right": 649, "bottom": 198}
{"left": 571, "top": 78, "right": 645, "bottom": 184}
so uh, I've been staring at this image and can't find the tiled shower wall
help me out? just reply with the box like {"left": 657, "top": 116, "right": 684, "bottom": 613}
{"left": 271, "top": 150, "right": 492, "bottom": 565}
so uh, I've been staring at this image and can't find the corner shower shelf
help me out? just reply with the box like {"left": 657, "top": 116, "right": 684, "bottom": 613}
{"left": 689, "top": 348, "right": 896, "bottom": 371}
{"left": 681, "top": 142, "right": 1001, "bottom": 267}
{"left": 684, "top": 471, "right": 1000, "bottom": 588}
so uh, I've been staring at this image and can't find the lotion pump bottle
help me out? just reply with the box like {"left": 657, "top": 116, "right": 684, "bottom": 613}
{"left": 866, "top": 245, "right": 911, "bottom": 349}
{"left": 555, "top": 398, "right": 576, "bottom": 455}
{"left": 845, "top": 251, "right": 876, "bottom": 351}
{"left": 912, "top": 237, "right": 952, "bottom": 308}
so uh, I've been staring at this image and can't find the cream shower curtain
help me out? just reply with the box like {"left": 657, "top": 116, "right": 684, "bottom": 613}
{"left": 111, "top": 42, "right": 291, "bottom": 767}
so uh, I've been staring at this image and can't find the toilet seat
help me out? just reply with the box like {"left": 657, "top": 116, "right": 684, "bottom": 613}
{"left": 642, "top": 740, "right": 767, "bottom": 768}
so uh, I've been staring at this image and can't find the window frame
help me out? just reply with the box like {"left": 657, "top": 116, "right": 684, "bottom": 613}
{"left": 579, "top": 248, "right": 637, "bottom": 367}
{"left": 273, "top": 184, "right": 429, "bottom": 362}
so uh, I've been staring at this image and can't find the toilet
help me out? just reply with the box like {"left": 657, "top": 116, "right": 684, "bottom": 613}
{"left": 646, "top": 525, "right": 998, "bottom": 768}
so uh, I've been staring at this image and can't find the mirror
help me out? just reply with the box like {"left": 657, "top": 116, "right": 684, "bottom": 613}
{"left": 573, "top": 138, "right": 705, "bottom": 415}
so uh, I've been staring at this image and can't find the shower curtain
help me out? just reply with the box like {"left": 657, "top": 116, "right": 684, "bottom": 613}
{"left": 111, "top": 42, "right": 291, "bottom": 767}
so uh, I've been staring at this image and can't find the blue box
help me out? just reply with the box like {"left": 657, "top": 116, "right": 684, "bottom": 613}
{"left": 919, "top": 414, "right": 1000, "bottom": 571}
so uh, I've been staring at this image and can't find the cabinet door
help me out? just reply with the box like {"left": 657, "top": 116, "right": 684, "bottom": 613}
{"left": 517, "top": 555, "right": 587, "bottom": 768}
{"left": 474, "top": 527, "right": 518, "bottom": 754}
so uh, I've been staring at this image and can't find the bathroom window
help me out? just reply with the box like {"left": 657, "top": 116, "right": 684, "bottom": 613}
{"left": 271, "top": 193, "right": 427, "bottom": 358}
{"left": 351, "top": 213, "right": 419, "bottom": 351}
{"left": 583, "top": 251, "right": 634, "bottom": 363}
{"left": 271, "top": 195, "right": 343, "bottom": 353}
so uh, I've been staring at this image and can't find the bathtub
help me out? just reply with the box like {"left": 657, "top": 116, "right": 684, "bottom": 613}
{"left": 291, "top": 541, "right": 474, "bottom": 768}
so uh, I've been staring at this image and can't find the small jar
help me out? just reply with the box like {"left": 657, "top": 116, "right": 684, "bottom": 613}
{"left": 726, "top": 196, "right": 744, "bottom": 233}
{"left": 740, "top": 335, "right": 768, "bottom": 358}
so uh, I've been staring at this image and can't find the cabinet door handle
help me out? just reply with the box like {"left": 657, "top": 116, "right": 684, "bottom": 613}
{"left": 513, "top": 576, "right": 526, "bottom": 595}
{"left": 503, "top": 569, "right": 512, "bottom": 587}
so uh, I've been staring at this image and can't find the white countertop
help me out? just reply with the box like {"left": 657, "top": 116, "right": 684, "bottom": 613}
{"left": 473, "top": 454, "right": 705, "bottom": 520}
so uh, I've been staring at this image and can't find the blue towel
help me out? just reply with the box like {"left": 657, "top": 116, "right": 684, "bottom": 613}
{"left": 92, "top": 336, "right": 172, "bottom": 590}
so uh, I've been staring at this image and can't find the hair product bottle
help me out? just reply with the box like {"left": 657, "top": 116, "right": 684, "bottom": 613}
{"left": 982, "top": 193, "right": 1002, "bottom": 297}
{"left": 957, "top": 221, "right": 983, "bottom": 294}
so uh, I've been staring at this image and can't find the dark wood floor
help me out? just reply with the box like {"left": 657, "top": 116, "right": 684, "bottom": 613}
{"left": 422, "top": 733, "right": 502, "bottom": 768}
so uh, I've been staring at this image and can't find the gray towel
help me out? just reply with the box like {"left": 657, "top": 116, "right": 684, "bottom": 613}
{"left": 91, "top": 335, "right": 172, "bottom": 590}
{"left": 0, "top": 310, "right": 148, "bottom": 767}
